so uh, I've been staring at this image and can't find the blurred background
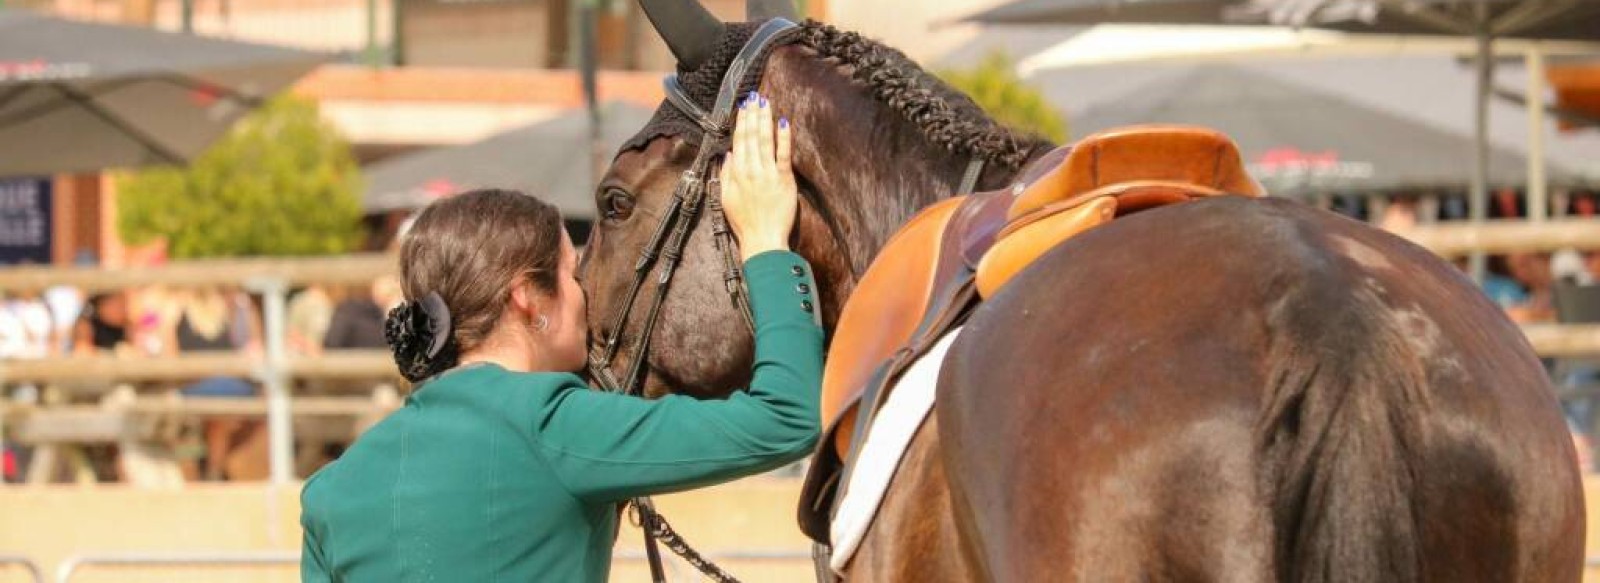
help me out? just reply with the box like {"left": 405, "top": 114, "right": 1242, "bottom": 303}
{"left": 1, "top": 0, "right": 1599, "bottom": 581}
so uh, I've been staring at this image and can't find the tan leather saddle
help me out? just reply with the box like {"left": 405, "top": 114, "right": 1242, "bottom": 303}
{"left": 799, "top": 125, "right": 1266, "bottom": 544}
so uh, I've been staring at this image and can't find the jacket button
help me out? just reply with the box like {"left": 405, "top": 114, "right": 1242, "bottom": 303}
{"left": 796, "top": 283, "right": 811, "bottom": 294}
{"left": 801, "top": 300, "right": 814, "bottom": 313}
{"left": 791, "top": 265, "right": 805, "bottom": 277}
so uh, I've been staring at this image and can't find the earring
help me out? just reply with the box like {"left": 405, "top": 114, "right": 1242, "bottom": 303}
{"left": 534, "top": 315, "right": 550, "bottom": 332}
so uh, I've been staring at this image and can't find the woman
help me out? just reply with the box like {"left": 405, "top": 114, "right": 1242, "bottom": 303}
{"left": 72, "top": 292, "right": 131, "bottom": 355}
{"left": 300, "top": 97, "right": 821, "bottom": 581}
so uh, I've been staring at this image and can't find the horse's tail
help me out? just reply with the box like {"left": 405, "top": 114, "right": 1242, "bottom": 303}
{"left": 1256, "top": 282, "right": 1431, "bottom": 583}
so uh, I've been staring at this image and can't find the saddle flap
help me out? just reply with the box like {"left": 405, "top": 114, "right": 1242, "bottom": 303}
{"left": 1009, "top": 125, "right": 1263, "bottom": 220}
{"left": 819, "top": 197, "right": 965, "bottom": 452}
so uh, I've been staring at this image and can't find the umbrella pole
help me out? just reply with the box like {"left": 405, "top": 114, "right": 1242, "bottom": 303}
{"left": 1526, "top": 43, "right": 1547, "bottom": 222}
{"left": 1468, "top": 2, "right": 1492, "bottom": 283}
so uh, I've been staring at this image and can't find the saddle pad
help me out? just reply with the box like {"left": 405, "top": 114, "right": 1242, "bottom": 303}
{"left": 829, "top": 327, "right": 965, "bottom": 574}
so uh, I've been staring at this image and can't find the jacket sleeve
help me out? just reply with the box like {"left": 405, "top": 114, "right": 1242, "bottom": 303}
{"left": 300, "top": 511, "right": 333, "bottom": 582}
{"left": 533, "top": 251, "right": 824, "bottom": 503}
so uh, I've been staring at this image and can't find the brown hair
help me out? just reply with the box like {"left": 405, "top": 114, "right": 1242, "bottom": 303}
{"left": 387, "top": 189, "right": 563, "bottom": 381}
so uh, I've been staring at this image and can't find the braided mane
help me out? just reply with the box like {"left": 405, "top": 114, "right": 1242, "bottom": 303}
{"left": 621, "top": 21, "right": 1053, "bottom": 171}
{"left": 793, "top": 22, "right": 1052, "bottom": 170}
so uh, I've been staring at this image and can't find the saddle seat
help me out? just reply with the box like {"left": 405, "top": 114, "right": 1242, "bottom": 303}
{"left": 799, "top": 125, "right": 1266, "bottom": 544}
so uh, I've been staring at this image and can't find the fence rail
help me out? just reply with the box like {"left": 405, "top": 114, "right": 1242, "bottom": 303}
{"left": 0, "top": 351, "right": 396, "bottom": 385}
{"left": 54, "top": 551, "right": 298, "bottom": 583}
{"left": 1394, "top": 220, "right": 1600, "bottom": 256}
{"left": 49, "top": 549, "right": 813, "bottom": 583}
{"left": 0, "top": 254, "right": 394, "bottom": 293}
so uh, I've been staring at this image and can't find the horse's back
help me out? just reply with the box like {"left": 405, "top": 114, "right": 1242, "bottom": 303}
{"left": 937, "top": 196, "right": 1584, "bottom": 582}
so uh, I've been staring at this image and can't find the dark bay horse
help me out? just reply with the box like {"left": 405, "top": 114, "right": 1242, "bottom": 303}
{"left": 578, "top": 3, "right": 1585, "bottom": 581}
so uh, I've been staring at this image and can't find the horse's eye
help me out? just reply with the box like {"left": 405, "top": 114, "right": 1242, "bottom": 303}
{"left": 602, "top": 189, "right": 635, "bottom": 222}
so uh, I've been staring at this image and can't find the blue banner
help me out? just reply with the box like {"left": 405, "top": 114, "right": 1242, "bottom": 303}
{"left": 0, "top": 178, "right": 53, "bottom": 265}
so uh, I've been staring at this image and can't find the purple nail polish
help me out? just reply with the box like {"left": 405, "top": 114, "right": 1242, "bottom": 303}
{"left": 760, "top": 96, "right": 768, "bottom": 107}
{"left": 779, "top": 117, "right": 789, "bottom": 129}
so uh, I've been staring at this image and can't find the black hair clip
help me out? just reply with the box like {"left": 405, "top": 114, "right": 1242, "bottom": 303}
{"left": 419, "top": 291, "right": 452, "bottom": 359}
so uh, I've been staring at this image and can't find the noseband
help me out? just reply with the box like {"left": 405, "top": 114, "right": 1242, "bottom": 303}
{"left": 587, "top": 18, "right": 799, "bottom": 397}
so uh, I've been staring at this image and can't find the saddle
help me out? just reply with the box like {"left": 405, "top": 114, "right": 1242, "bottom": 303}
{"left": 799, "top": 125, "right": 1266, "bottom": 544}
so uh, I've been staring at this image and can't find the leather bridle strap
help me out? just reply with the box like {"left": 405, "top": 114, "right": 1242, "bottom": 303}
{"left": 588, "top": 17, "right": 798, "bottom": 398}
{"left": 586, "top": 18, "right": 800, "bottom": 583}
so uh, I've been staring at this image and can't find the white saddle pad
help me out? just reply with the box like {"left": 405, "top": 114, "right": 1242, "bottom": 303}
{"left": 829, "top": 327, "right": 964, "bottom": 575}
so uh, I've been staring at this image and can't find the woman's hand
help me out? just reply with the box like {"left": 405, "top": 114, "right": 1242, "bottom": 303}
{"left": 719, "top": 91, "right": 798, "bottom": 262}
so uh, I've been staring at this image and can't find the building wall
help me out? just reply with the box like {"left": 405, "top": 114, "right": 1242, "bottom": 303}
{"left": 826, "top": 0, "right": 1011, "bottom": 63}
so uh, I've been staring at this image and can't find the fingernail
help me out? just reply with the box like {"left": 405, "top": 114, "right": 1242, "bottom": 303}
{"left": 760, "top": 96, "right": 768, "bottom": 108}
{"left": 779, "top": 117, "right": 789, "bottom": 129}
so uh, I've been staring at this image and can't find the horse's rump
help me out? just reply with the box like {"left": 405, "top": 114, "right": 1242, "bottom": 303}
{"left": 936, "top": 197, "right": 1584, "bottom": 582}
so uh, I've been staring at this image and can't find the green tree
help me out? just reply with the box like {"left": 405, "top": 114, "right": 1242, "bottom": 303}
{"left": 940, "top": 52, "right": 1068, "bottom": 143}
{"left": 118, "top": 95, "right": 366, "bottom": 258}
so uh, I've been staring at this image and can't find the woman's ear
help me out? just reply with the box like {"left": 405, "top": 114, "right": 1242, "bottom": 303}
{"left": 509, "top": 276, "right": 554, "bottom": 321}
{"left": 510, "top": 277, "right": 538, "bottom": 316}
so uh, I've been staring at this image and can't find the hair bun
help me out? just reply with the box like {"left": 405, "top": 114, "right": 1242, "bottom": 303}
{"left": 384, "top": 292, "right": 459, "bottom": 383}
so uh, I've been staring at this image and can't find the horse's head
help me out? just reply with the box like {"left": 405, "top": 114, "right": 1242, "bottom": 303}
{"left": 580, "top": 0, "right": 1052, "bottom": 398}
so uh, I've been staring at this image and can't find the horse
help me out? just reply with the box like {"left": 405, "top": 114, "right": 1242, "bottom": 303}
{"left": 577, "top": 2, "right": 1586, "bottom": 581}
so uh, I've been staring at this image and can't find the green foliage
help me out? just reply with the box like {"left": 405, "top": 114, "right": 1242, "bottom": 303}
{"left": 939, "top": 52, "right": 1067, "bottom": 143}
{"left": 118, "top": 95, "right": 366, "bottom": 258}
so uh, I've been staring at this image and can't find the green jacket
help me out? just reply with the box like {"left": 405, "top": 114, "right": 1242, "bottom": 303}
{"left": 300, "top": 251, "right": 823, "bottom": 582}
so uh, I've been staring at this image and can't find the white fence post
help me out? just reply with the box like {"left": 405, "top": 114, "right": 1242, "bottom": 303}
{"left": 247, "top": 277, "right": 294, "bottom": 485}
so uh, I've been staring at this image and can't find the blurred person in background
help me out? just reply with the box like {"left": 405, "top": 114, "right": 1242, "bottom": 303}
{"left": 1377, "top": 196, "right": 1419, "bottom": 232}
{"left": 171, "top": 286, "right": 268, "bottom": 481}
{"left": 288, "top": 284, "right": 335, "bottom": 356}
{"left": 72, "top": 291, "right": 132, "bottom": 355}
{"left": 1552, "top": 249, "right": 1593, "bottom": 287}
{"left": 42, "top": 284, "right": 83, "bottom": 354}
{"left": 1506, "top": 252, "right": 1555, "bottom": 323}
{"left": 0, "top": 287, "right": 55, "bottom": 359}
{"left": 1483, "top": 255, "right": 1529, "bottom": 307}
{"left": 322, "top": 277, "right": 403, "bottom": 351}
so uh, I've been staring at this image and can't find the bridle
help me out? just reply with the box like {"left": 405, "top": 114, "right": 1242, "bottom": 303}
{"left": 586, "top": 18, "right": 799, "bottom": 398}
{"left": 582, "top": 18, "right": 992, "bottom": 582}
{"left": 584, "top": 18, "right": 801, "bottom": 583}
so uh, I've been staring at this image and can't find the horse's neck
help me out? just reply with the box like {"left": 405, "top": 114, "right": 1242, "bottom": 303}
{"left": 793, "top": 110, "right": 1020, "bottom": 276}
{"left": 803, "top": 137, "right": 1028, "bottom": 279}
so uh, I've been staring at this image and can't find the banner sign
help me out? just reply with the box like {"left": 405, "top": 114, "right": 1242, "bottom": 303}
{"left": 0, "top": 177, "right": 53, "bottom": 265}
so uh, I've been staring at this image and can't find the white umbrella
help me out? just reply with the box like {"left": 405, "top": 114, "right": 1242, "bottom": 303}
{"left": 1251, "top": 0, "right": 1600, "bottom": 278}
{"left": 1017, "top": 23, "right": 1597, "bottom": 73}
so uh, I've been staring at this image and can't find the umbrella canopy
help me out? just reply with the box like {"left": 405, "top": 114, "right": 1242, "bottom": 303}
{"left": 1262, "top": 0, "right": 1600, "bottom": 40}
{"left": 0, "top": 9, "right": 326, "bottom": 177}
{"left": 1255, "top": 0, "right": 1600, "bottom": 277}
{"left": 363, "top": 102, "right": 657, "bottom": 220}
{"left": 1014, "top": 23, "right": 1599, "bottom": 74}
{"left": 1070, "top": 64, "right": 1590, "bottom": 196}
{"left": 966, "top": 0, "right": 1247, "bottom": 25}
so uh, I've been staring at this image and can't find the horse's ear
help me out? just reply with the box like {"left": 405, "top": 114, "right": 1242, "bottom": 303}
{"left": 638, "top": 0, "right": 724, "bottom": 69}
{"left": 747, "top": 0, "right": 799, "bottom": 21}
